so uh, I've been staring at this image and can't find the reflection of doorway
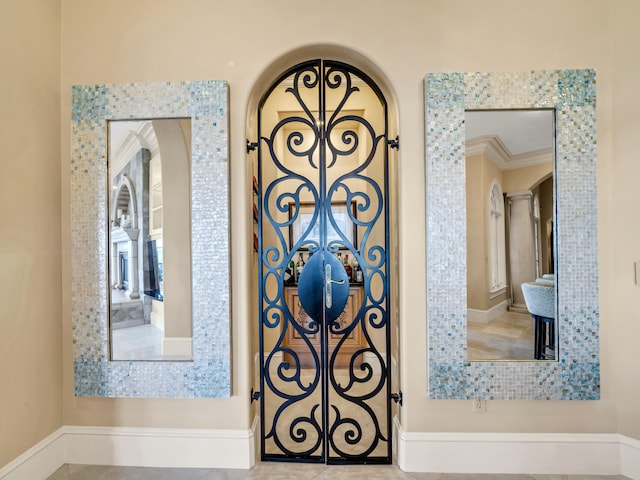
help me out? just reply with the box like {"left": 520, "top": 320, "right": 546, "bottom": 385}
{"left": 253, "top": 60, "right": 396, "bottom": 464}
{"left": 464, "top": 110, "right": 554, "bottom": 361}
{"left": 108, "top": 119, "right": 192, "bottom": 361}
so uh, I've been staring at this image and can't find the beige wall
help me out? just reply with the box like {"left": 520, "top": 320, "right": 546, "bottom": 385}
{"left": 153, "top": 119, "right": 192, "bottom": 339}
{"left": 466, "top": 158, "right": 553, "bottom": 311}
{"left": 466, "top": 153, "right": 507, "bottom": 311}
{"left": 502, "top": 163, "right": 553, "bottom": 194}
{"left": 536, "top": 177, "right": 554, "bottom": 276}
{"left": 0, "top": 0, "right": 62, "bottom": 466}
{"left": 0, "top": 0, "right": 630, "bottom": 467}
{"left": 611, "top": 0, "right": 640, "bottom": 439}
{"left": 58, "top": 0, "right": 631, "bottom": 437}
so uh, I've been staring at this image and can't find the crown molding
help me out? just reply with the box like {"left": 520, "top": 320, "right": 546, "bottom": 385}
{"left": 466, "top": 135, "right": 552, "bottom": 171}
{"left": 509, "top": 146, "right": 553, "bottom": 170}
{"left": 110, "top": 122, "right": 159, "bottom": 176}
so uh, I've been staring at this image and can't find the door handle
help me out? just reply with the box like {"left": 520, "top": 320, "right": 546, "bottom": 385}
{"left": 325, "top": 263, "right": 345, "bottom": 309}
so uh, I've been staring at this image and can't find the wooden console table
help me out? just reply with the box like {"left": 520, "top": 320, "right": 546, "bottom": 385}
{"left": 283, "top": 286, "right": 365, "bottom": 368}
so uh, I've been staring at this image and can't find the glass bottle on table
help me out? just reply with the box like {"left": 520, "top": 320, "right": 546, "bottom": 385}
{"left": 343, "top": 253, "right": 353, "bottom": 280}
{"left": 353, "top": 256, "right": 363, "bottom": 283}
{"left": 296, "top": 252, "right": 305, "bottom": 279}
{"left": 286, "top": 258, "right": 296, "bottom": 284}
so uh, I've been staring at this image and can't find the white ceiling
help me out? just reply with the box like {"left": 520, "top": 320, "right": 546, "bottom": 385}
{"left": 465, "top": 109, "right": 554, "bottom": 156}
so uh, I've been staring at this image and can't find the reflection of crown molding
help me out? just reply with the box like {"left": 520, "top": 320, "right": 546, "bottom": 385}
{"left": 506, "top": 189, "right": 533, "bottom": 200}
{"left": 509, "top": 147, "right": 553, "bottom": 170}
{"left": 111, "top": 122, "right": 158, "bottom": 176}
{"left": 112, "top": 126, "right": 147, "bottom": 172}
{"left": 466, "top": 135, "right": 552, "bottom": 171}
{"left": 142, "top": 121, "right": 159, "bottom": 155}
{"left": 466, "top": 135, "right": 510, "bottom": 170}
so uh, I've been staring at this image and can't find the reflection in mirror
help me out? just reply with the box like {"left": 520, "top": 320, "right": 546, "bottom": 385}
{"left": 465, "top": 110, "right": 556, "bottom": 362}
{"left": 72, "top": 80, "right": 229, "bottom": 397}
{"left": 425, "top": 69, "right": 598, "bottom": 400}
{"left": 108, "top": 119, "right": 192, "bottom": 361}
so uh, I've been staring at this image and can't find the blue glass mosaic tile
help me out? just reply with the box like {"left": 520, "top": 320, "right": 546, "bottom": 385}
{"left": 425, "top": 70, "right": 599, "bottom": 400}
{"left": 71, "top": 81, "right": 230, "bottom": 398}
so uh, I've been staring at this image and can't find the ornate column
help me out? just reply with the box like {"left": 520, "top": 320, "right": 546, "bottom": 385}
{"left": 110, "top": 227, "right": 140, "bottom": 298}
{"left": 506, "top": 190, "right": 536, "bottom": 313}
{"left": 126, "top": 229, "right": 140, "bottom": 299}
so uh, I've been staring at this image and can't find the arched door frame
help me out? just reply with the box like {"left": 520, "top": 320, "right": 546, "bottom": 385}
{"left": 245, "top": 47, "right": 401, "bottom": 464}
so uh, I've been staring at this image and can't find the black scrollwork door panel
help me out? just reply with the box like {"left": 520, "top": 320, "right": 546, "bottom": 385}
{"left": 258, "top": 60, "right": 391, "bottom": 464}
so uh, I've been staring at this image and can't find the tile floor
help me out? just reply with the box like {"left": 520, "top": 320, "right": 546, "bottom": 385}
{"left": 113, "top": 310, "right": 536, "bottom": 362}
{"left": 111, "top": 324, "right": 191, "bottom": 361}
{"left": 48, "top": 463, "right": 630, "bottom": 480}
{"left": 467, "top": 310, "right": 535, "bottom": 361}
{"left": 111, "top": 323, "right": 165, "bottom": 360}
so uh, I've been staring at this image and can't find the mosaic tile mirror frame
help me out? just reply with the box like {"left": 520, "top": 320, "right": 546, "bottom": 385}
{"left": 424, "top": 70, "right": 599, "bottom": 400}
{"left": 71, "top": 80, "right": 231, "bottom": 397}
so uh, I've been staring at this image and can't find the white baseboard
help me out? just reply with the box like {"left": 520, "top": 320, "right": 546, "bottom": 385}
{"left": 162, "top": 336, "right": 192, "bottom": 357}
{"left": 467, "top": 300, "right": 508, "bottom": 324}
{"left": 63, "top": 425, "right": 254, "bottom": 469}
{"left": 621, "top": 435, "right": 640, "bottom": 479}
{"left": 250, "top": 416, "right": 260, "bottom": 466}
{"left": 397, "top": 427, "right": 632, "bottom": 476}
{"left": 0, "top": 425, "right": 255, "bottom": 480}
{"left": 0, "top": 429, "right": 65, "bottom": 480}
{"left": 150, "top": 300, "right": 164, "bottom": 331}
{"left": 2, "top": 425, "right": 638, "bottom": 479}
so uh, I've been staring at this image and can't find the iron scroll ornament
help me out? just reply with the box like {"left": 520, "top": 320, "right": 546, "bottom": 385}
{"left": 257, "top": 60, "right": 392, "bottom": 462}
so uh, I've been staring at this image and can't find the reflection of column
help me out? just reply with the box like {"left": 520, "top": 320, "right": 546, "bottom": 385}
{"left": 112, "top": 227, "right": 140, "bottom": 296}
{"left": 111, "top": 241, "right": 120, "bottom": 288}
{"left": 506, "top": 191, "right": 536, "bottom": 312}
{"left": 128, "top": 237, "right": 140, "bottom": 299}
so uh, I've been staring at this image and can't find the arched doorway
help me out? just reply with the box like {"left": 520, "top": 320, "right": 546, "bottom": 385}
{"left": 249, "top": 59, "right": 399, "bottom": 464}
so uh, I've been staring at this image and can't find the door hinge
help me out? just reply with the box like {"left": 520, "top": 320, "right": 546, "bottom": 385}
{"left": 250, "top": 388, "right": 261, "bottom": 402}
{"left": 246, "top": 139, "right": 258, "bottom": 153}
{"left": 388, "top": 136, "right": 399, "bottom": 150}
{"left": 391, "top": 391, "right": 403, "bottom": 406}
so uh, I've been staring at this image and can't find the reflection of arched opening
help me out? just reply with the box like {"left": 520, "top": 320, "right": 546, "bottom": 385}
{"left": 110, "top": 175, "right": 140, "bottom": 297}
{"left": 112, "top": 174, "right": 138, "bottom": 229}
{"left": 465, "top": 110, "right": 554, "bottom": 361}
{"left": 507, "top": 171, "right": 554, "bottom": 312}
{"left": 108, "top": 119, "right": 192, "bottom": 360}
{"left": 246, "top": 49, "right": 399, "bottom": 464}
{"left": 529, "top": 173, "right": 554, "bottom": 277}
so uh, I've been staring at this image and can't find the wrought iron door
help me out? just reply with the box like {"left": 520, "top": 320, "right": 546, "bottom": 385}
{"left": 256, "top": 60, "right": 393, "bottom": 464}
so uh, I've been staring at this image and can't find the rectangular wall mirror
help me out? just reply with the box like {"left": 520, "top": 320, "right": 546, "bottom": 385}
{"left": 425, "top": 70, "right": 599, "bottom": 400}
{"left": 108, "top": 119, "right": 192, "bottom": 361}
{"left": 465, "top": 109, "right": 556, "bottom": 362}
{"left": 71, "top": 80, "right": 230, "bottom": 397}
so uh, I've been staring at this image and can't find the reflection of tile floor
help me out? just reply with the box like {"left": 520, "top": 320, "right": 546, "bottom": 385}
{"left": 48, "top": 463, "right": 631, "bottom": 479}
{"left": 111, "top": 324, "right": 164, "bottom": 361}
{"left": 111, "top": 289, "right": 146, "bottom": 329}
{"left": 467, "top": 311, "right": 535, "bottom": 361}
{"left": 110, "top": 288, "right": 136, "bottom": 303}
